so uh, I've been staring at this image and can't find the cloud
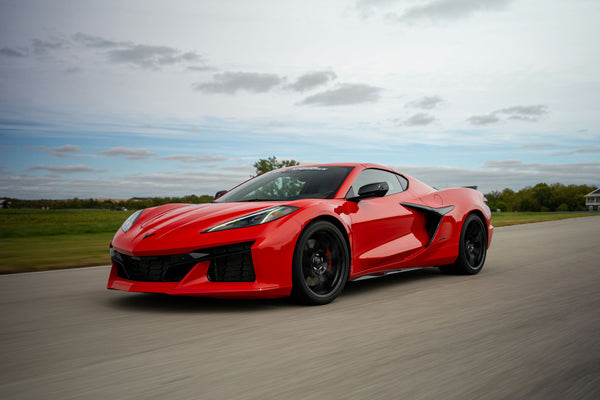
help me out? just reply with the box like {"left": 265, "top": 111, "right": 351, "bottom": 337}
{"left": 64, "top": 67, "right": 83, "bottom": 74}
{"left": 32, "top": 38, "right": 67, "bottom": 56}
{"left": 467, "top": 114, "right": 500, "bottom": 125}
{"left": 34, "top": 144, "right": 82, "bottom": 158}
{"left": 553, "top": 146, "right": 600, "bottom": 156}
{"left": 405, "top": 96, "right": 443, "bottom": 110}
{"left": 71, "top": 32, "right": 207, "bottom": 69}
{"left": 98, "top": 147, "right": 157, "bottom": 160}
{"left": 388, "top": 0, "right": 513, "bottom": 22}
{"left": 356, "top": 0, "right": 401, "bottom": 18}
{"left": 27, "top": 164, "right": 102, "bottom": 174}
{"left": 467, "top": 104, "right": 548, "bottom": 125}
{"left": 194, "top": 72, "right": 284, "bottom": 94}
{"left": 397, "top": 160, "right": 600, "bottom": 193}
{"left": 299, "top": 83, "right": 382, "bottom": 106}
{"left": 495, "top": 104, "right": 548, "bottom": 121}
{"left": 72, "top": 32, "right": 123, "bottom": 48}
{"left": 187, "top": 65, "right": 215, "bottom": 72}
{"left": 107, "top": 45, "right": 202, "bottom": 69}
{"left": 520, "top": 143, "right": 557, "bottom": 149}
{"left": 0, "top": 47, "right": 28, "bottom": 58}
{"left": 403, "top": 113, "right": 436, "bottom": 126}
{"left": 159, "top": 154, "right": 228, "bottom": 163}
{"left": 0, "top": 145, "right": 15, "bottom": 150}
{"left": 286, "top": 71, "right": 337, "bottom": 92}
{"left": 0, "top": 169, "right": 252, "bottom": 199}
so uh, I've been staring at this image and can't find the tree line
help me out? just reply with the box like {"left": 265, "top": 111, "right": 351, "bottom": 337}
{"left": 483, "top": 183, "right": 596, "bottom": 212}
{"left": 4, "top": 195, "right": 214, "bottom": 211}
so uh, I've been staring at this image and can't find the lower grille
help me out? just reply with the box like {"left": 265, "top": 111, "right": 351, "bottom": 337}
{"left": 207, "top": 242, "right": 255, "bottom": 282}
{"left": 112, "top": 250, "right": 198, "bottom": 282}
{"left": 111, "top": 241, "right": 255, "bottom": 283}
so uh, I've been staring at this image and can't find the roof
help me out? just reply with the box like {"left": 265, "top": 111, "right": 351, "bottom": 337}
{"left": 585, "top": 188, "right": 600, "bottom": 197}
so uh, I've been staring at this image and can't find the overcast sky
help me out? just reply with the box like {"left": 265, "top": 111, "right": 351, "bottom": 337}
{"left": 1, "top": 0, "right": 598, "bottom": 199}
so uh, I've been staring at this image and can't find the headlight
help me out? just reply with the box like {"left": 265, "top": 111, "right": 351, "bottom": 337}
{"left": 205, "top": 206, "right": 299, "bottom": 233}
{"left": 120, "top": 209, "right": 143, "bottom": 233}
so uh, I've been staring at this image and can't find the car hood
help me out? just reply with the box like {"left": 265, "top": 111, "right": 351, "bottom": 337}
{"left": 112, "top": 201, "right": 295, "bottom": 255}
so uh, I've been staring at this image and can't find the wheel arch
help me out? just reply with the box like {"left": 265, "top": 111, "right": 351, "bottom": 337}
{"left": 464, "top": 209, "right": 489, "bottom": 247}
{"left": 305, "top": 215, "right": 352, "bottom": 261}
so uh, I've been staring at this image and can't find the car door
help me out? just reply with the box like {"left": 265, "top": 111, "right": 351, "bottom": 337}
{"left": 346, "top": 169, "right": 422, "bottom": 273}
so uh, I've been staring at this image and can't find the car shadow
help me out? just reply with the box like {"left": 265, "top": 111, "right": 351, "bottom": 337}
{"left": 342, "top": 267, "right": 446, "bottom": 298}
{"left": 105, "top": 267, "right": 449, "bottom": 312}
{"left": 106, "top": 292, "right": 299, "bottom": 313}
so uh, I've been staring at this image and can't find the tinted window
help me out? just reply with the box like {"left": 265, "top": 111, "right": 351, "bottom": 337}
{"left": 346, "top": 169, "right": 406, "bottom": 198}
{"left": 215, "top": 166, "right": 354, "bottom": 202}
{"left": 396, "top": 174, "right": 408, "bottom": 191}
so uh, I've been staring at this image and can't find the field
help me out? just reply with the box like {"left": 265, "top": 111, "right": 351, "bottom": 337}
{"left": 0, "top": 209, "right": 132, "bottom": 274}
{"left": 1, "top": 209, "right": 599, "bottom": 274}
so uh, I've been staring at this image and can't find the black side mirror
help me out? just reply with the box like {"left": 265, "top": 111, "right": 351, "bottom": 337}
{"left": 348, "top": 182, "right": 389, "bottom": 202}
{"left": 214, "top": 190, "right": 227, "bottom": 200}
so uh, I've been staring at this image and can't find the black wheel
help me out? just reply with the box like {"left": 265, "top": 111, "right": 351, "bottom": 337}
{"left": 291, "top": 221, "right": 350, "bottom": 305}
{"left": 440, "top": 214, "right": 487, "bottom": 275}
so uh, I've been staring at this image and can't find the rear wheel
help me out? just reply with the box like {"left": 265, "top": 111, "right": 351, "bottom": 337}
{"left": 440, "top": 214, "right": 487, "bottom": 275}
{"left": 291, "top": 221, "right": 349, "bottom": 305}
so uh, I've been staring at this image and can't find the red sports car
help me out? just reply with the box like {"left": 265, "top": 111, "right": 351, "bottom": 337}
{"left": 108, "top": 163, "right": 493, "bottom": 305}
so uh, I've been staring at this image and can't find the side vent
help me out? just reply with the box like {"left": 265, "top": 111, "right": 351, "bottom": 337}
{"left": 401, "top": 203, "right": 454, "bottom": 247}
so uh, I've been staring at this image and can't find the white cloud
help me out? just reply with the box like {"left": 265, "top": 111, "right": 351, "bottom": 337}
{"left": 403, "top": 113, "right": 436, "bottom": 126}
{"left": 33, "top": 144, "right": 82, "bottom": 158}
{"left": 27, "top": 164, "right": 102, "bottom": 174}
{"left": 194, "top": 72, "right": 284, "bottom": 94}
{"left": 98, "top": 147, "right": 157, "bottom": 160}
{"left": 286, "top": 71, "right": 337, "bottom": 92}
{"left": 467, "top": 104, "right": 548, "bottom": 125}
{"left": 398, "top": 160, "right": 600, "bottom": 193}
{"left": 386, "top": 0, "right": 513, "bottom": 23}
{"left": 300, "top": 83, "right": 381, "bottom": 106}
{"left": 467, "top": 114, "right": 500, "bottom": 126}
{"left": 159, "top": 154, "right": 229, "bottom": 163}
{"left": 405, "top": 96, "right": 443, "bottom": 110}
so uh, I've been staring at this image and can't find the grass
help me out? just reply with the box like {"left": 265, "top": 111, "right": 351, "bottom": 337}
{"left": 0, "top": 209, "right": 133, "bottom": 274}
{"left": 491, "top": 211, "right": 600, "bottom": 227}
{"left": 0, "top": 209, "right": 599, "bottom": 274}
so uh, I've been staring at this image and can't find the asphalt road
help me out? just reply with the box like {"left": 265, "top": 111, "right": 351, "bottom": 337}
{"left": 1, "top": 217, "right": 599, "bottom": 400}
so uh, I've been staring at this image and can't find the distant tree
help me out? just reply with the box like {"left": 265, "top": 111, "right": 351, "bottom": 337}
{"left": 485, "top": 183, "right": 596, "bottom": 212}
{"left": 495, "top": 200, "right": 509, "bottom": 212}
{"left": 253, "top": 156, "right": 300, "bottom": 175}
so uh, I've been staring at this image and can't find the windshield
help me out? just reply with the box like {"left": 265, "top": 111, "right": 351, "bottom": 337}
{"left": 215, "top": 166, "right": 354, "bottom": 202}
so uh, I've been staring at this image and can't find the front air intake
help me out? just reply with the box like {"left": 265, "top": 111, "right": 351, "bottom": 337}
{"left": 207, "top": 242, "right": 255, "bottom": 282}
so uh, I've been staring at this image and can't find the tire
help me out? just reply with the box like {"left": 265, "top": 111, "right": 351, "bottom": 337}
{"left": 440, "top": 214, "right": 487, "bottom": 275}
{"left": 291, "top": 220, "right": 350, "bottom": 305}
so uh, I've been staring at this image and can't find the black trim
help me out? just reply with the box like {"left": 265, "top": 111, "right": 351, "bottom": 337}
{"left": 111, "top": 241, "right": 256, "bottom": 283}
{"left": 401, "top": 203, "right": 454, "bottom": 248}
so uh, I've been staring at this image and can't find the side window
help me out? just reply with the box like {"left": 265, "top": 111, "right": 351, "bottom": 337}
{"left": 347, "top": 169, "right": 406, "bottom": 198}
{"left": 396, "top": 174, "right": 408, "bottom": 191}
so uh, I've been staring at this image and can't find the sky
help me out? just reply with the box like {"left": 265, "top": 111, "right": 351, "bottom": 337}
{"left": 0, "top": 0, "right": 599, "bottom": 199}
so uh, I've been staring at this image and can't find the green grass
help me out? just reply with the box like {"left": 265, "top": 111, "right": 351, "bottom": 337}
{"left": 0, "top": 209, "right": 134, "bottom": 238}
{"left": 0, "top": 209, "right": 133, "bottom": 274}
{"left": 491, "top": 211, "right": 600, "bottom": 227}
{"left": 1, "top": 209, "right": 599, "bottom": 274}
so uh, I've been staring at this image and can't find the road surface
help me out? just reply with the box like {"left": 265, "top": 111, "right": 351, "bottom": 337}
{"left": 1, "top": 217, "right": 599, "bottom": 399}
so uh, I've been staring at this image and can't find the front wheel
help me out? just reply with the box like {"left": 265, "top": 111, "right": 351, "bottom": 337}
{"left": 291, "top": 221, "right": 350, "bottom": 305}
{"left": 440, "top": 214, "right": 487, "bottom": 275}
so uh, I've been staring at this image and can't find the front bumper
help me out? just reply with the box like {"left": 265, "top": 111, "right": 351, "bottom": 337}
{"left": 107, "top": 227, "right": 299, "bottom": 299}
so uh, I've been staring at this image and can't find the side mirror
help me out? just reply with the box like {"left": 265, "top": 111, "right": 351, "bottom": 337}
{"left": 348, "top": 182, "right": 389, "bottom": 202}
{"left": 214, "top": 190, "right": 227, "bottom": 200}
